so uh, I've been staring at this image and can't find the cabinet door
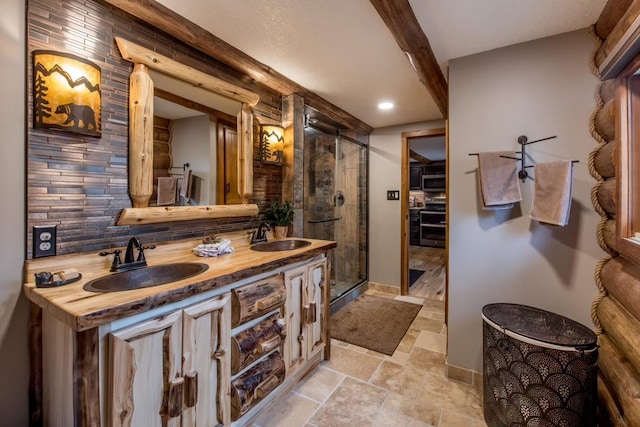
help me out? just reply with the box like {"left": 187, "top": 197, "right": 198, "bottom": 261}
{"left": 410, "top": 165, "right": 422, "bottom": 189}
{"left": 305, "top": 259, "right": 326, "bottom": 358}
{"left": 109, "top": 310, "right": 183, "bottom": 427}
{"left": 284, "top": 266, "right": 306, "bottom": 376}
{"left": 182, "top": 293, "right": 231, "bottom": 427}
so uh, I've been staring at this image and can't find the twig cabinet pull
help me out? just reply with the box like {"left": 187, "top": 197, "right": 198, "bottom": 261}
{"left": 185, "top": 372, "right": 198, "bottom": 408}
{"left": 166, "top": 377, "right": 184, "bottom": 418}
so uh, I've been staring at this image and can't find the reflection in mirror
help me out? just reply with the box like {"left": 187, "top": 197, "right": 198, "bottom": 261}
{"left": 150, "top": 70, "right": 241, "bottom": 207}
{"left": 115, "top": 37, "right": 260, "bottom": 225}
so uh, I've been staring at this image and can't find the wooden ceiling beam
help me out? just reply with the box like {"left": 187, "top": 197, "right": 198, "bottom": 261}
{"left": 369, "top": 0, "right": 448, "bottom": 118}
{"left": 102, "top": 0, "right": 373, "bottom": 134}
{"left": 409, "top": 150, "right": 432, "bottom": 165}
{"left": 596, "top": 0, "right": 640, "bottom": 67}
{"left": 596, "top": 0, "right": 634, "bottom": 40}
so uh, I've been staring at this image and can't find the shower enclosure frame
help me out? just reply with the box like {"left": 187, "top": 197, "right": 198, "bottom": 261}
{"left": 303, "top": 120, "right": 369, "bottom": 309}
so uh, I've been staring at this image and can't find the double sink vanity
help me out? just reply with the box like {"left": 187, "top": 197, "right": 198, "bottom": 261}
{"left": 24, "top": 232, "right": 336, "bottom": 426}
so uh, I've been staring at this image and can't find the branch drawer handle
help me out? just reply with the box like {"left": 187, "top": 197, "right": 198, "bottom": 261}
{"left": 255, "top": 294, "right": 282, "bottom": 311}
{"left": 254, "top": 375, "right": 279, "bottom": 399}
{"left": 257, "top": 335, "right": 281, "bottom": 355}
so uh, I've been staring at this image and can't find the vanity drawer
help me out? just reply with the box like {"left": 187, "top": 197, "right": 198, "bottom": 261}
{"left": 230, "top": 351, "right": 285, "bottom": 421}
{"left": 231, "top": 274, "right": 286, "bottom": 327}
{"left": 231, "top": 313, "right": 286, "bottom": 375}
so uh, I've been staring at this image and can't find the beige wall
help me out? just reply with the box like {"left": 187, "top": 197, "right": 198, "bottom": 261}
{"left": 0, "top": 0, "right": 28, "bottom": 424}
{"left": 369, "top": 120, "right": 445, "bottom": 287}
{"left": 448, "top": 29, "right": 602, "bottom": 372}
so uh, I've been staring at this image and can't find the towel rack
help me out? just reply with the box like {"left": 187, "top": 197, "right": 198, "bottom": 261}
{"left": 169, "top": 163, "right": 190, "bottom": 171}
{"left": 469, "top": 135, "right": 578, "bottom": 181}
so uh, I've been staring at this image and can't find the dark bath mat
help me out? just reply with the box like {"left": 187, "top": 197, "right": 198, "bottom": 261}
{"left": 409, "top": 269, "right": 425, "bottom": 287}
{"left": 331, "top": 294, "right": 422, "bottom": 355}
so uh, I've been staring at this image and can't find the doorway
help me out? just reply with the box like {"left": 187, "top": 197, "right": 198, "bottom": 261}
{"left": 401, "top": 128, "right": 447, "bottom": 309}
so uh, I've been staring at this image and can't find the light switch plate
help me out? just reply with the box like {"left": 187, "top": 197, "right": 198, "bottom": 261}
{"left": 387, "top": 190, "right": 400, "bottom": 200}
{"left": 33, "top": 225, "right": 56, "bottom": 258}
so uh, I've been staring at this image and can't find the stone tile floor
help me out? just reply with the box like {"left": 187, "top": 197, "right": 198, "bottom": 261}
{"left": 252, "top": 291, "right": 487, "bottom": 427}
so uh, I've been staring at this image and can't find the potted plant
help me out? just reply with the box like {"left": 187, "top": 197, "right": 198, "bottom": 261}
{"left": 265, "top": 200, "right": 295, "bottom": 239}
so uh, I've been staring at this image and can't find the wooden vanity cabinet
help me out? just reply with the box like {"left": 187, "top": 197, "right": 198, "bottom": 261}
{"left": 109, "top": 293, "right": 231, "bottom": 426}
{"left": 283, "top": 258, "right": 327, "bottom": 377}
{"left": 29, "top": 252, "right": 331, "bottom": 427}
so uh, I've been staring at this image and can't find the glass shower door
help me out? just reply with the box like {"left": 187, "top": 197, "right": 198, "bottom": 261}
{"left": 303, "top": 127, "right": 368, "bottom": 302}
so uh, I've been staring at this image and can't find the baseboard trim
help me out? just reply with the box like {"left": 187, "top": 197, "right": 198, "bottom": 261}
{"left": 367, "top": 281, "right": 400, "bottom": 295}
{"left": 445, "top": 359, "right": 483, "bottom": 387}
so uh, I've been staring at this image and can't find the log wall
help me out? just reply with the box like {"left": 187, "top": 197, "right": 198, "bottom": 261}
{"left": 592, "top": 9, "right": 640, "bottom": 423}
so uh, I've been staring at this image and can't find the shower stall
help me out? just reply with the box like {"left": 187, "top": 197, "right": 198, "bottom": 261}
{"left": 303, "top": 116, "right": 368, "bottom": 305}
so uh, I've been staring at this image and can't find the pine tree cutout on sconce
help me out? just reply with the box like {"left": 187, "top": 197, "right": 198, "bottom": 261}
{"left": 259, "top": 124, "right": 284, "bottom": 165}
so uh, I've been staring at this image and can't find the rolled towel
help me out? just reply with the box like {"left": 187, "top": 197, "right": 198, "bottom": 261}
{"left": 157, "top": 177, "right": 178, "bottom": 206}
{"left": 530, "top": 160, "right": 573, "bottom": 226}
{"left": 477, "top": 151, "right": 522, "bottom": 209}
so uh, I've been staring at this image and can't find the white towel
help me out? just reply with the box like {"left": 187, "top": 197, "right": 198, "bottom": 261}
{"left": 180, "top": 169, "right": 192, "bottom": 199}
{"left": 477, "top": 151, "right": 522, "bottom": 209}
{"left": 192, "top": 239, "right": 235, "bottom": 257}
{"left": 157, "top": 177, "right": 178, "bottom": 206}
{"left": 530, "top": 160, "right": 574, "bottom": 226}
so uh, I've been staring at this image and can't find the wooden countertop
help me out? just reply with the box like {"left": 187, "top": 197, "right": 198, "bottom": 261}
{"left": 23, "top": 232, "right": 336, "bottom": 331}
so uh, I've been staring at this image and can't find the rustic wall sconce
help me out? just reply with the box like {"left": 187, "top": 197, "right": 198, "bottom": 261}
{"left": 259, "top": 124, "right": 284, "bottom": 165}
{"left": 32, "top": 50, "right": 101, "bottom": 137}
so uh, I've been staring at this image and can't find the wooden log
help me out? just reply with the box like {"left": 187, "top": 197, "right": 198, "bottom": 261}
{"left": 231, "top": 313, "right": 286, "bottom": 374}
{"left": 598, "top": 374, "right": 629, "bottom": 426}
{"left": 230, "top": 351, "right": 285, "bottom": 421}
{"left": 595, "top": 140, "right": 616, "bottom": 178}
{"left": 596, "top": 0, "right": 635, "bottom": 40}
{"left": 601, "top": 257, "right": 640, "bottom": 321}
{"left": 238, "top": 104, "right": 253, "bottom": 204}
{"left": 601, "top": 78, "right": 617, "bottom": 104}
{"left": 597, "top": 178, "right": 617, "bottom": 216}
{"left": 596, "top": 99, "right": 616, "bottom": 142}
{"left": 153, "top": 153, "right": 171, "bottom": 170}
{"left": 29, "top": 303, "right": 43, "bottom": 427}
{"left": 231, "top": 275, "right": 285, "bottom": 327}
{"left": 599, "top": 333, "right": 640, "bottom": 426}
{"left": 596, "top": 0, "right": 640, "bottom": 68}
{"left": 129, "top": 63, "right": 154, "bottom": 208}
{"left": 116, "top": 37, "right": 260, "bottom": 106}
{"left": 153, "top": 141, "right": 170, "bottom": 155}
{"left": 73, "top": 329, "right": 100, "bottom": 427}
{"left": 597, "top": 296, "right": 640, "bottom": 376}
{"left": 115, "top": 204, "right": 259, "bottom": 226}
{"left": 153, "top": 128, "right": 170, "bottom": 143}
{"left": 602, "top": 218, "right": 618, "bottom": 252}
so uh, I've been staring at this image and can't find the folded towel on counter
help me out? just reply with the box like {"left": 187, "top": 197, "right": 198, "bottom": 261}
{"left": 157, "top": 177, "right": 178, "bottom": 206}
{"left": 193, "top": 239, "right": 234, "bottom": 257}
{"left": 530, "top": 160, "right": 574, "bottom": 226}
{"left": 477, "top": 151, "right": 522, "bottom": 209}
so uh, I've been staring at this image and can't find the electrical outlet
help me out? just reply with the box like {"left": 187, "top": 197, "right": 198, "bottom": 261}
{"left": 33, "top": 225, "right": 56, "bottom": 258}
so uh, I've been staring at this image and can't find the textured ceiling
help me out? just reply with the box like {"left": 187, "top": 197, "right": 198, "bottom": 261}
{"left": 155, "top": 0, "right": 606, "bottom": 129}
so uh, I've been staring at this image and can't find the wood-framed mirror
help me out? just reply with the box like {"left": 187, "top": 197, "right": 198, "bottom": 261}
{"left": 114, "top": 37, "right": 259, "bottom": 225}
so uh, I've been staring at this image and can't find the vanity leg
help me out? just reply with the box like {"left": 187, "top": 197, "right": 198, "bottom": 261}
{"left": 74, "top": 328, "right": 101, "bottom": 427}
{"left": 323, "top": 250, "right": 333, "bottom": 361}
{"left": 29, "top": 303, "right": 42, "bottom": 427}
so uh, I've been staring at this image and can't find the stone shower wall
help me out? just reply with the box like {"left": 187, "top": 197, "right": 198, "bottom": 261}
{"left": 26, "top": 0, "right": 283, "bottom": 258}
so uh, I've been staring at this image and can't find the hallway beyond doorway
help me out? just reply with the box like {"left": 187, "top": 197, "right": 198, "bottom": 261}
{"left": 409, "top": 246, "right": 446, "bottom": 301}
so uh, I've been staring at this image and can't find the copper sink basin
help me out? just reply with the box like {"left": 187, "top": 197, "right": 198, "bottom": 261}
{"left": 83, "top": 262, "right": 209, "bottom": 292}
{"left": 250, "top": 239, "right": 312, "bottom": 252}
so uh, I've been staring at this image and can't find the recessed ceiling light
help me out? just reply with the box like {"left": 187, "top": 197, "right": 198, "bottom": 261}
{"left": 378, "top": 101, "right": 394, "bottom": 110}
